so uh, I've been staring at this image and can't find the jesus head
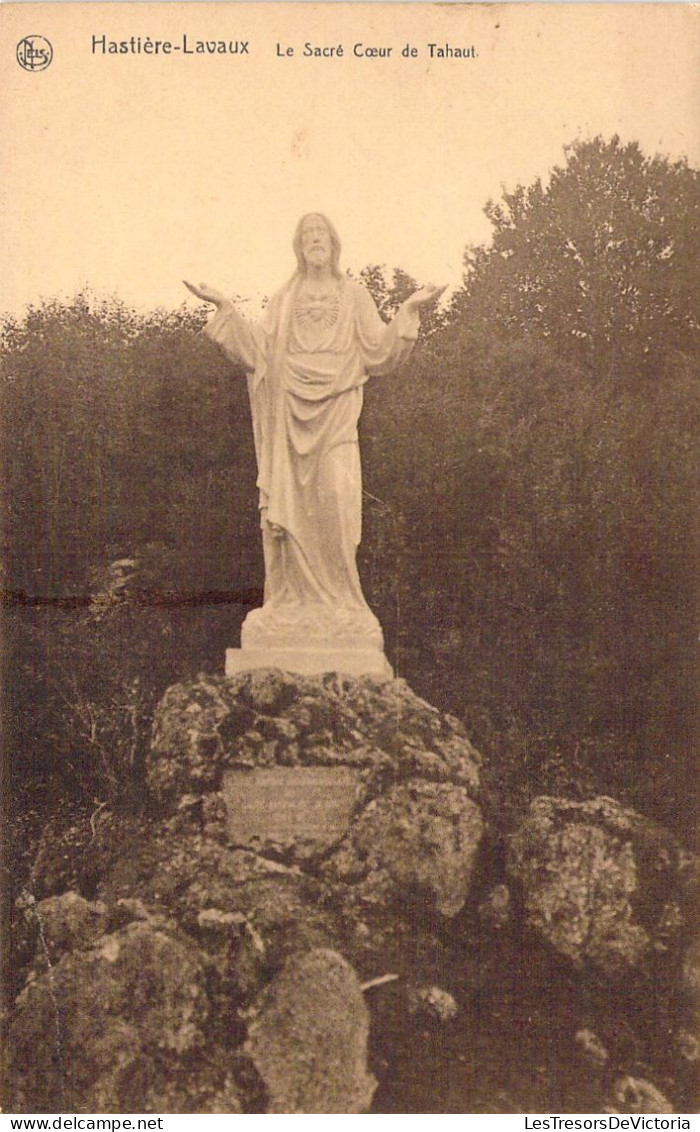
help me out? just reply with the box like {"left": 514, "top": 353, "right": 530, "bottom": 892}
{"left": 292, "top": 213, "right": 343, "bottom": 278}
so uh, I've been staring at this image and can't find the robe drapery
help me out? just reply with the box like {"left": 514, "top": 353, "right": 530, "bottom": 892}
{"left": 205, "top": 277, "right": 418, "bottom": 643}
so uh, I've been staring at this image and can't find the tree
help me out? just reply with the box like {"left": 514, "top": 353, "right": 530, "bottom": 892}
{"left": 451, "top": 136, "right": 699, "bottom": 379}
{"left": 429, "top": 138, "right": 698, "bottom": 831}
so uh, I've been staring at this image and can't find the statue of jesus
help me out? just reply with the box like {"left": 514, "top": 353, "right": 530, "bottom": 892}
{"left": 185, "top": 213, "right": 443, "bottom": 673}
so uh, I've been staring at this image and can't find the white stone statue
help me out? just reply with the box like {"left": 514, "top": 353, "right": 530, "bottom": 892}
{"left": 185, "top": 213, "right": 443, "bottom": 675}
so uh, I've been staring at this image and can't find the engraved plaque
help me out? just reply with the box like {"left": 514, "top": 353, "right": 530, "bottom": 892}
{"left": 222, "top": 766, "right": 362, "bottom": 851}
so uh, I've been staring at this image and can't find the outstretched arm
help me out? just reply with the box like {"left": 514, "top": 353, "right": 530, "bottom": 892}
{"left": 184, "top": 279, "right": 257, "bottom": 371}
{"left": 356, "top": 283, "right": 446, "bottom": 377}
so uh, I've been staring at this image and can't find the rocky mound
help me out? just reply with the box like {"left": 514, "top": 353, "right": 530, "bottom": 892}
{"left": 6, "top": 672, "right": 696, "bottom": 1114}
{"left": 147, "top": 669, "right": 482, "bottom": 804}
{"left": 6, "top": 671, "right": 485, "bottom": 1114}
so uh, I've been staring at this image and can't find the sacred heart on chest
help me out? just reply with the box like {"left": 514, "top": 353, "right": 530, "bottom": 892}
{"left": 294, "top": 292, "right": 341, "bottom": 330}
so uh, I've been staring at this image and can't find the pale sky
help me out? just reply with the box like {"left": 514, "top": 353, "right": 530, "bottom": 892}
{"left": 1, "top": 3, "right": 697, "bottom": 315}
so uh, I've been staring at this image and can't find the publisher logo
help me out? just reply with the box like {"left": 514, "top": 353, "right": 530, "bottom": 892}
{"left": 16, "top": 36, "right": 53, "bottom": 72}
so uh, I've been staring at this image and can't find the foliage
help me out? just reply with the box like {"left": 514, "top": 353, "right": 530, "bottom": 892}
{"left": 451, "top": 136, "right": 698, "bottom": 378}
{"left": 4, "top": 546, "right": 242, "bottom": 810}
{"left": 364, "top": 136, "right": 698, "bottom": 831}
{"left": 1, "top": 294, "right": 260, "bottom": 601}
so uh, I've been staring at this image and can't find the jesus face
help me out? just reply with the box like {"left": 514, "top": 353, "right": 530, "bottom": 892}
{"left": 300, "top": 215, "right": 332, "bottom": 270}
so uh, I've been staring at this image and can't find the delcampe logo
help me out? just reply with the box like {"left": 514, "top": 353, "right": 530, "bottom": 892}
{"left": 16, "top": 36, "right": 53, "bottom": 72}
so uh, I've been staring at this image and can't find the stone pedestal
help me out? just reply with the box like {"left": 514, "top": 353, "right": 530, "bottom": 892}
{"left": 225, "top": 645, "right": 393, "bottom": 679}
{"left": 226, "top": 601, "right": 394, "bottom": 679}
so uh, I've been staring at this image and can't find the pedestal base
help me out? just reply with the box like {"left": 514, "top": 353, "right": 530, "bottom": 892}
{"left": 225, "top": 646, "right": 393, "bottom": 680}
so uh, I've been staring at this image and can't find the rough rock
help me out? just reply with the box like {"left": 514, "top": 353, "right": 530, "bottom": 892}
{"left": 94, "top": 819, "right": 341, "bottom": 1008}
{"left": 677, "top": 935, "right": 700, "bottom": 1063}
{"left": 574, "top": 1028, "right": 609, "bottom": 1068}
{"left": 507, "top": 796, "right": 694, "bottom": 978}
{"left": 197, "top": 908, "right": 248, "bottom": 932}
{"left": 244, "top": 949, "right": 376, "bottom": 1113}
{"left": 324, "top": 780, "right": 485, "bottom": 917}
{"left": 478, "top": 884, "right": 512, "bottom": 932}
{"left": 675, "top": 1027, "right": 699, "bottom": 1064}
{"left": 680, "top": 935, "right": 700, "bottom": 1010}
{"left": 408, "top": 985, "right": 459, "bottom": 1025}
{"left": 25, "top": 806, "right": 128, "bottom": 901}
{"left": 7, "top": 921, "right": 212, "bottom": 1113}
{"left": 147, "top": 671, "right": 482, "bottom": 808}
{"left": 604, "top": 1076, "right": 673, "bottom": 1114}
{"left": 148, "top": 675, "right": 236, "bottom": 802}
{"left": 16, "top": 890, "right": 109, "bottom": 967}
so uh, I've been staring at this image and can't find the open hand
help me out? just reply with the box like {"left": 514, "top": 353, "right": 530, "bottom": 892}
{"left": 183, "top": 280, "right": 227, "bottom": 307}
{"left": 403, "top": 284, "right": 448, "bottom": 314}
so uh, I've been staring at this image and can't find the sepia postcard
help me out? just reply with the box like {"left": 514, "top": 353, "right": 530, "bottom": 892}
{"left": 1, "top": 2, "right": 698, "bottom": 1119}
